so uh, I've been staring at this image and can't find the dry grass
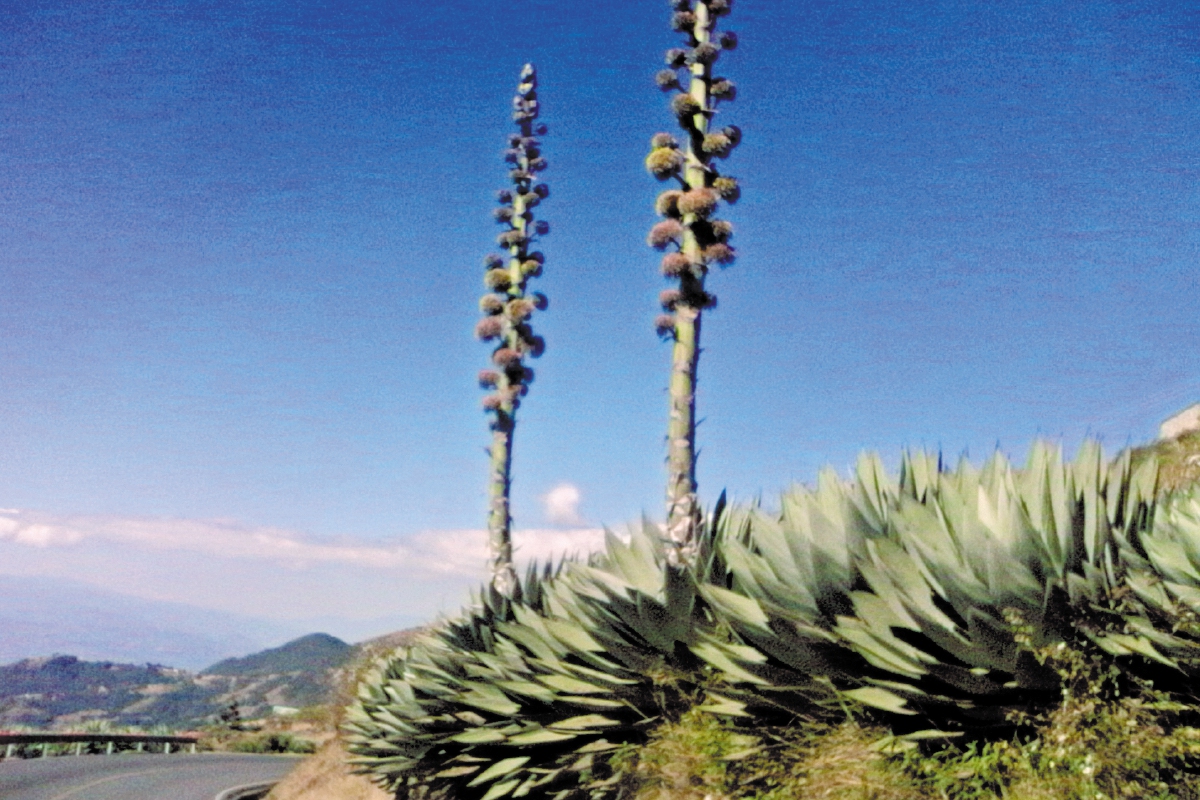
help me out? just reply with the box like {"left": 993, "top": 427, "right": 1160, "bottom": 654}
{"left": 612, "top": 710, "right": 928, "bottom": 800}
{"left": 265, "top": 740, "right": 391, "bottom": 800}
{"left": 785, "top": 724, "right": 928, "bottom": 800}
{"left": 1131, "top": 429, "right": 1200, "bottom": 493}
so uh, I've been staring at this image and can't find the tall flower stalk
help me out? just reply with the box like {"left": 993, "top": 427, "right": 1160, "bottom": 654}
{"left": 646, "top": 1, "right": 740, "bottom": 564}
{"left": 476, "top": 64, "right": 549, "bottom": 595}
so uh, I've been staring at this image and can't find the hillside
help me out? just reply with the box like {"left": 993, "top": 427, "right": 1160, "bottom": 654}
{"left": 204, "top": 633, "right": 354, "bottom": 677}
{"left": 0, "top": 655, "right": 206, "bottom": 729}
{"left": 0, "top": 632, "right": 361, "bottom": 730}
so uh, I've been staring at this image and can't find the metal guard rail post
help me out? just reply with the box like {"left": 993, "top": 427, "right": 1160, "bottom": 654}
{"left": 0, "top": 732, "right": 199, "bottom": 759}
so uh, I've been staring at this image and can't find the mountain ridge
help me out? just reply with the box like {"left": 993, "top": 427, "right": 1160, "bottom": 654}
{"left": 0, "top": 629, "right": 418, "bottom": 731}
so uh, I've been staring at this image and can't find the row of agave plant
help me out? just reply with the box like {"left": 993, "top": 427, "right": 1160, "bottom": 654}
{"left": 346, "top": 440, "right": 1200, "bottom": 799}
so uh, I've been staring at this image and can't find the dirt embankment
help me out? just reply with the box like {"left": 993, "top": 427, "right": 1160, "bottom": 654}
{"left": 265, "top": 740, "right": 390, "bottom": 800}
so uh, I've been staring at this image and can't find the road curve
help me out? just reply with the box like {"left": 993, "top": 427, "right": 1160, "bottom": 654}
{"left": 0, "top": 753, "right": 300, "bottom": 800}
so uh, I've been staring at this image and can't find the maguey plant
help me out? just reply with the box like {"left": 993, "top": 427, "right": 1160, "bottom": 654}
{"left": 344, "top": 514, "right": 726, "bottom": 800}
{"left": 349, "top": 437, "right": 1200, "bottom": 796}
{"left": 692, "top": 440, "right": 1200, "bottom": 734}
{"left": 646, "top": 0, "right": 741, "bottom": 565}
{"left": 477, "top": 64, "right": 550, "bottom": 595}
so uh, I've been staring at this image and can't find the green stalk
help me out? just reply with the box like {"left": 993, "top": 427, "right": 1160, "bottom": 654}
{"left": 477, "top": 64, "right": 549, "bottom": 594}
{"left": 647, "top": 1, "right": 740, "bottom": 565}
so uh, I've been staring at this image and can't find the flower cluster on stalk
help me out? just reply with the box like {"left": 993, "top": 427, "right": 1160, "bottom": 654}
{"left": 476, "top": 64, "right": 549, "bottom": 424}
{"left": 646, "top": 0, "right": 739, "bottom": 337}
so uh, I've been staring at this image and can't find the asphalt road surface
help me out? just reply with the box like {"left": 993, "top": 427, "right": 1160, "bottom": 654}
{"left": 0, "top": 752, "right": 301, "bottom": 800}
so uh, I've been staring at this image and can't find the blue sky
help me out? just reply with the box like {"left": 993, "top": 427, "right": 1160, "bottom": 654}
{"left": 1, "top": 0, "right": 1198, "bottom": 662}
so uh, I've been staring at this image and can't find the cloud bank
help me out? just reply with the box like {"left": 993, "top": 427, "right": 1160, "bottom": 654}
{"left": 0, "top": 508, "right": 605, "bottom": 575}
{"left": 0, "top": 506, "right": 609, "bottom": 645}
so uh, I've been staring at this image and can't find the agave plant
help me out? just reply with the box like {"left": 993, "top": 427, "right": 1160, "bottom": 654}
{"left": 693, "top": 440, "right": 1187, "bottom": 732}
{"left": 646, "top": 0, "right": 741, "bottom": 566}
{"left": 345, "top": 512, "right": 725, "bottom": 800}
{"left": 477, "top": 64, "right": 551, "bottom": 595}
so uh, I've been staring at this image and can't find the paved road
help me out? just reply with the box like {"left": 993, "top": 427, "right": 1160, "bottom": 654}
{"left": 0, "top": 753, "right": 301, "bottom": 800}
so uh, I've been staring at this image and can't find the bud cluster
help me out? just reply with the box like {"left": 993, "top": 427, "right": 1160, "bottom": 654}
{"left": 477, "top": 64, "right": 549, "bottom": 420}
{"left": 646, "top": 0, "right": 740, "bottom": 338}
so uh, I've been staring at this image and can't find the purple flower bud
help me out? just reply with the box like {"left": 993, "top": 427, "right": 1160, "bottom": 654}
{"left": 718, "top": 30, "right": 738, "bottom": 49}
{"left": 482, "top": 394, "right": 503, "bottom": 411}
{"left": 531, "top": 292, "right": 548, "bottom": 310}
{"left": 661, "top": 252, "right": 691, "bottom": 277}
{"left": 505, "top": 298, "right": 535, "bottom": 322}
{"left": 646, "top": 147, "right": 685, "bottom": 179}
{"left": 710, "top": 80, "right": 737, "bottom": 101}
{"left": 651, "top": 132, "right": 680, "bottom": 149}
{"left": 677, "top": 188, "right": 719, "bottom": 217}
{"left": 496, "top": 190, "right": 513, "bottom": 203}
{"left": 671, "top": 93, "right": 703, "bottom": 119}
{"left": 493, "top": 206, "right": 515, "bottom": 223}
{"left": 503, "top": 148, "right": 520, "bottom": 164}
{"left": 656, "top": 70, "right": 681, "bottom": 91}
{"left": 708, "top": 0, "right": 731, "bottom": 15}
{"left": 655, "top": 314, "right": 677, "bottom": 338}
{"left": 534, "top": 123, "right": 548, "bottom": 135}
{"left": 712, "top": 176, "right": 740, "bottom": 202}
{"left": 533, "top": 183, "right": 550, "bottom": 198}
{"left": 671, "top": 11, "right": 696, "bottom": 31}
{"left": 484, "top": 253, "right": 504, "bottom": 269}
{"left": 656, "top": 190, "right": 683, "bottom": 217}
{"left": 528, "top": 157, "right": 548, "bottom": 172}
{"left": 704, "top": 242, "right": 736, "bottom": 265}
{"left": 701, "top": 132, "right": 732, "bottom": 156}
{"left": 688, "top": 42, "right": 719, "bottom": 66}
{"left": 534, "top": 220, "right": 550, "bottom": 235}
{"left": 647, "top": 219, "right": 685, "bottom": 250}
{"left": 478, "top": 369, "right": 500, "bottom": 388}
{"left": 509, "top": 169, "right": 531, "bottom": 183}
{"left": 493, "top": 348, "right": 521, "bottom": 368}
{"left": 475, "top": 317, "right": 504, "bottom": 340}
{"left": 659, "top": 288, "right": 683, "bottom": 309}
{"left": 485, "top": 269, "right": 512, "bottom": 289}
{"left": 665, "top": 48, "right": 688, "bottom": 68}
{"left": 497, "top": 229, "right": 527, "bottom": 248}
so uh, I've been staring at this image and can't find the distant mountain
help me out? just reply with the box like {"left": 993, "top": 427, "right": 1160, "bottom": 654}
{"left": 0, "top": 655, "right": 208, "bottom": 729}
{"left": 0, "top": 574, "right": 300, "bottom": 670}
{"left": 0, "top": 632, "right": 382, "bottom": 730}
{"left": 203, "top": 633, "right": 353, "bottom": 677}
{"left": 197, "top": 633, "right": 356, "bottom": 710}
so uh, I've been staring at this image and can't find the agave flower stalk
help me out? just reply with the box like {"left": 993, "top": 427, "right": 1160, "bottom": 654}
{"left": 647, "top": 0, "right": 740, "bottom": 565}
{"left": 476, "top": 64, "right": 550, "bottom": 595}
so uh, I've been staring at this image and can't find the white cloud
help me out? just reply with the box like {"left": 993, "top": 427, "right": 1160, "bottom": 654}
{"left": 0, "top": 508, "right": 606, "bottom": 576}
{"left": 541, "top": 482, "right": 585, "bottom": 526}
{"left": 0, "top": 507, "right": 612, "bottom": 636}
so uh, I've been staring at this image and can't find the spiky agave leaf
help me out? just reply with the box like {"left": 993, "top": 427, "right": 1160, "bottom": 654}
{"left": 346, "top": 516, "right": 724, "bottom": 800}
{"left": 694, "top": 440, "right": 1164, "bottom": 731}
